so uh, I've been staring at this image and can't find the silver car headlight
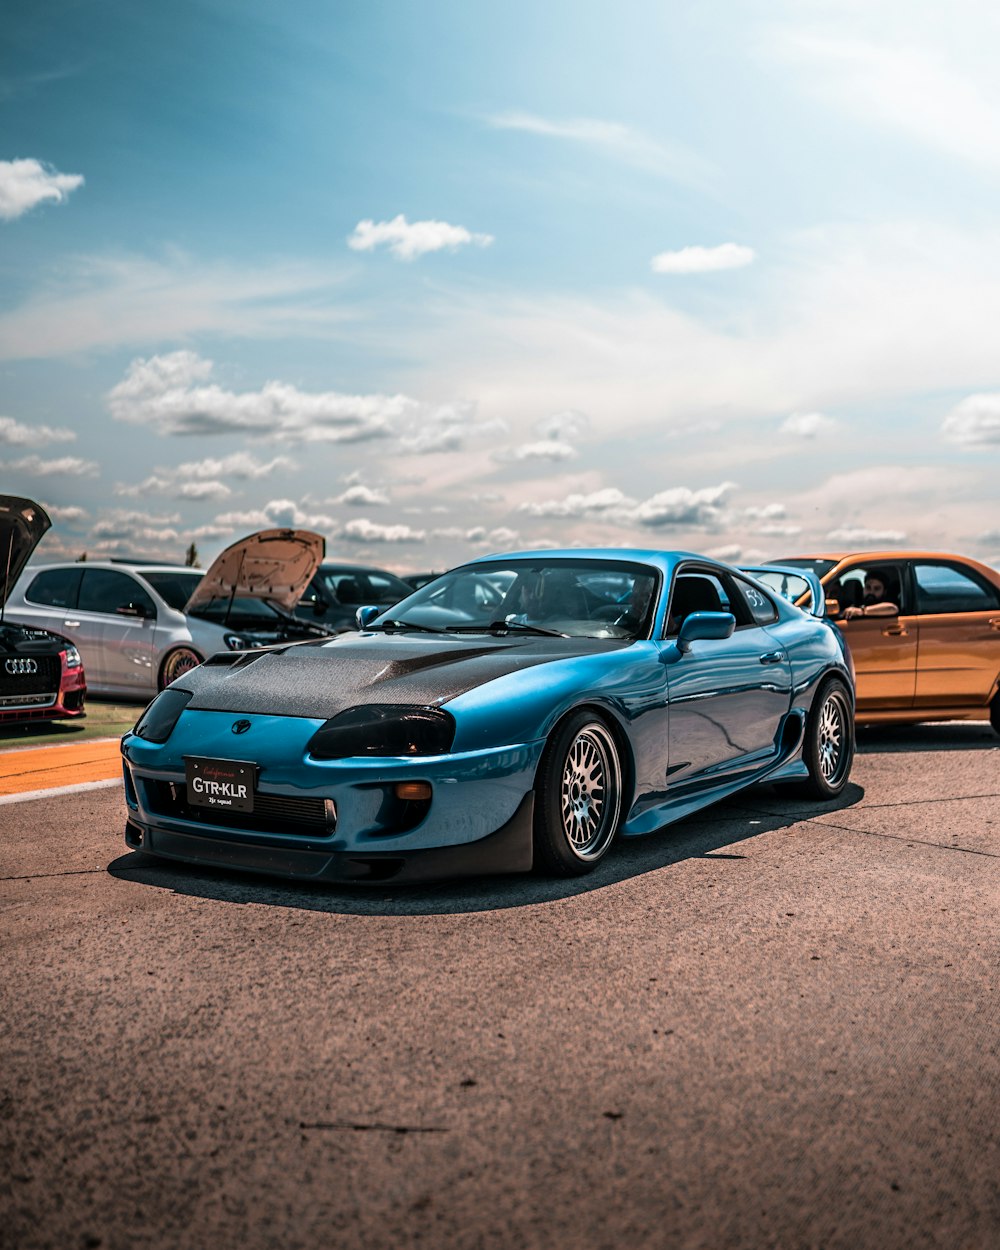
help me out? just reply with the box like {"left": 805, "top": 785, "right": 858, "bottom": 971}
{"left": 224, "top": 633, "right": 249, "bottom": 651}
{"left": 62, "top": 644, "right": 82, "bottom": 669}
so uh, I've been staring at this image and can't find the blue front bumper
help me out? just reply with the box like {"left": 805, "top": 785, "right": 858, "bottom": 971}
{"left": 120, "top": 710, "right": 543, "bottom": 883}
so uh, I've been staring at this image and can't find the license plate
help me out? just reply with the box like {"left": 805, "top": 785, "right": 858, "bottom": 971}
{"left": 185, "top": 757, "right": 256, "bottom": 813}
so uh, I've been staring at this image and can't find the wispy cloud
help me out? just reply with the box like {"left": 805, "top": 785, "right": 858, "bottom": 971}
{"left": 826, "top": 526, "right": 907, "bottom": 545}
{"left": 780, "top": 411, "right": 839, "bottom": 438}
{"left": 116, "top": 451, "right": 295, "bottom": 499}
{"left": 518, "top": 483, "right": 735, "bottom": 529}
{"left": 348, "top": 215, "right": 493, "bottom": 261}
{"left": 0, "top": 158, "right": 83, "bottom": 221}
{"left": 0, "top": 416, "right": 75, "bottom": 446}
{"left": 941, "top": 394, "right": 1000, "bottom": 446}
{"left": 342, "top": 518, "right": 425, "bottom": 544}
{"left": 0, "top": 454, "right": 97, "bottom": 476}
{"left": 488, "top": 111, "right": 715, "bottom": 186}
{"left": 651, "top": 244, "right": 755, "bottom": 275}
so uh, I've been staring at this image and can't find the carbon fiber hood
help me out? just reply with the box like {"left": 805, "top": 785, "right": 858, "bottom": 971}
{"left": 182, "top": 631, "right": 625, "bottom": 719}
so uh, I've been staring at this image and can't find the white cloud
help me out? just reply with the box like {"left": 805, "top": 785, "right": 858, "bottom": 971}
{"left": 108, "top": 351, "right": 409, "bottom": 442}
{"left": 0, "top": 416, "right": 75, "bottom": 446}
{"left": 0, "top": 158, "right": 83, "bottom": 221}
{"left": 780, "top": 411, "right": 839, "bottom": 438}
{"left": 651, "top": 244, "right": 756, "bottom": 275}
{"left": 534, "top": 409, "right": 590, "bottom": 441}
{"left": 91, "top": 509, "right": 181, "bottom": 541}
{"left": 214, "top": 499, "right": 336, "bottom": 531}
{"left": 399, "top": 405, "right": 507, "bottom": 455}
{"left": 707, "top": 544, "right": 743, "bottom": 562}
{"left": 0, "top": 454, "right": 98, "bottom": 476}
{"left": 45, "top": 505, "right": 88, "bottom": 522}
{"left": 500, "top": 440, "right": 578, "bottom": 463}
{"left": 772, "top": 25, "right": 1000, "bottom": 169}
{"left": 743, "top": 503, "right": 787, "bottom": 522}
{"left": 518, "top": 488, "right": 635, "bottom": 519}
{"left": 826, "top": 526, "right": 907, "bottom": 545}
{"left": 116, "top": 451, "right": 295, "bottom": 499}
{"left": 941, "top": 394, "right": 1000, "bottom": 446}
{"left": 348, "top": 215, "right": 493, "bottom": 261}
{"left": 334, "top": 484, "right": 390, "bottom": 507}
{"left": 342, "top": 518, "right": 426, "bottom": 544}
{"left": 487, "top": 112, "right": 715, "bottom": 186}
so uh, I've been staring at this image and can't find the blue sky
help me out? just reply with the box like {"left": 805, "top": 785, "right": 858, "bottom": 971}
{"left": 1, "top": 0, "right": 998, "bottom": 571}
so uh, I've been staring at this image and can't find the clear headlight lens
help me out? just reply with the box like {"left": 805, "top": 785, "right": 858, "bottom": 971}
{"left": 307, "top": 705, "right": 455, "bottom": 759}
{"left": 62, "top": 644, "right": 82, "bottom": 669}
{"left": 132, "top": 689, "right": 193, "bottom": 743}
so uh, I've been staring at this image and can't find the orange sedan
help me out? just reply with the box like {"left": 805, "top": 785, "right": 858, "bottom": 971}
{"left": 762, "top": 551, "right": 1000, "bottom": 731}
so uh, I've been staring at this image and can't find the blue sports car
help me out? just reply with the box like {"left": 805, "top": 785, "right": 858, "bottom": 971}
{"left": 120, "top": 549, "right": 855, "bottom": 883}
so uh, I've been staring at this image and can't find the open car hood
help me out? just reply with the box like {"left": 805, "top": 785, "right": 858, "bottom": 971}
{"left": 0, "top": 495, "right": 52, "bottom": 609}
{"left": 184, "top": 528, "right": 325, "bottom": 613}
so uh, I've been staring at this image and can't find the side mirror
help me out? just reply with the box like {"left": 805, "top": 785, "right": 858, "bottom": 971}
{"left": 677, "top": 611, "right": 736, "bottom": 654}
{"left": 824, "top": 597, "right": 840, "bottom": 618}
{"left": 355, "top": 605, "right": 380, "bottom": 630}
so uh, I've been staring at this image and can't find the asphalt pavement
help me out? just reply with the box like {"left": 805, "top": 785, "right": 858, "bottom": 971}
{"left": 1, "top": 723, "right": 998, "bottom": 1250}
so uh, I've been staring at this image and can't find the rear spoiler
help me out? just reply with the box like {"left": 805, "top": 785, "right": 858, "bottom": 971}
{"left": 740, "top": 564, "right": 826, "bottom": 618}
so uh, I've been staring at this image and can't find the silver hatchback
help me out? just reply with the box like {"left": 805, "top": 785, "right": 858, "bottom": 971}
{"left": 5, "top": 554, "right": 331, "bottom": 699}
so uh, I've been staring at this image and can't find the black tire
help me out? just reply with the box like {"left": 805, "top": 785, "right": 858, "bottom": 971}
{"left": 794, "top": 677, "right": 854, "bottom": 799}
{"left": 990, "top": 691, "right": 1000, "bottom": 736}
{"left": 533, "top": 711, "right": 623, "bottom": 875}
{"left": 158, "top": 646, "right": 203, "bottom": 690}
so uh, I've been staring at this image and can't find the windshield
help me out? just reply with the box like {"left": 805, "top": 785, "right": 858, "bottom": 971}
{"left": 189, "top": 595, "right": 287, "bottom": 624}
{"left": 376, "top": 559, "right": 660, "bottom": 640}
{"left": 750, "top": 569, "right": 815, "bottom": 604}
{"left": 139, "top": 569, "right": 204, "bottom": 611}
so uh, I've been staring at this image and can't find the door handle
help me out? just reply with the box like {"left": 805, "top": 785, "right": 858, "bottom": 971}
{"left": 759, "top": 650, "right": 786, "bottom": 664}
{"left": 63, "top": 619, "right": 81, "bottom": 628}
{"left": 989, "top": 618, "right": 1000, "bottom": 632}
{"left": 881, "top": 625, "right": 906, "bottom": 636}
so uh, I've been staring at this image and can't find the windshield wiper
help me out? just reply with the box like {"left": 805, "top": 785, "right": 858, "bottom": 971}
{"left": 374, "top": 618, "right": 447, "bottom": 634}
{"left": 446, "top": 620, "right": 568, "bottom": 638}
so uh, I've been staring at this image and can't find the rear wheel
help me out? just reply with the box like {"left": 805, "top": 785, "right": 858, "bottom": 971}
{"left": 158, "top": 646, "right": 202, "bottom": 690}
{"left": 795, "top": 677, "right": 854, "bottom": 799}
{"left": 533, "top": 711, "right": 623, "bottom": 875}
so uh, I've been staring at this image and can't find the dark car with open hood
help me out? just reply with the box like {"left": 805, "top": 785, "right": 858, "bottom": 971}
{"left": 0, "top": 495, "right": 86, "bottom": 725}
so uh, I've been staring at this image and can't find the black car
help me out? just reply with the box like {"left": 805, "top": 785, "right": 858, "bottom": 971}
{"left": 292, "top": 562, "right": 414, "bottom": 632}
{"left": 0, "top": 495, "right": 87, "bottom": 725}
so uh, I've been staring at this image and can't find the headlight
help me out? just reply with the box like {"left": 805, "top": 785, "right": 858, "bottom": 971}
{"left": 61, "top": 644, "right": 82, "bottom": 669}
{"left": 132, "top": 689, "right": 193, "bottom": 743}
{"left": 307, "top": 705, "right": 455, "bottom": 759}
{"left": 224, "top": 633, "right": 249, "bottom": 651}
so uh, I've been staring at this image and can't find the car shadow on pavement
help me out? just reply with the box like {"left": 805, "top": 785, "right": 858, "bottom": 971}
{"left": 855, "top": 722, "right": 998, "bottom": 754}
{"left": 106, "top": 781, "right": 865, "bottom": 917}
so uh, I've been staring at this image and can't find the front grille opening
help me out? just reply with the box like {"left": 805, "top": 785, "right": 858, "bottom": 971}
{"left": 143, "top": 779, "right": 334, "bottom": 837}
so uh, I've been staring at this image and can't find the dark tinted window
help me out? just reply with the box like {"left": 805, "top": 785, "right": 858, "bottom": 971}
{"left": 140, "top": 570, "right": 203, "bottom": 611}
{"left": 79, "top": 569, "right": 155, "bottom": 615}
{"left": 913, "top": 563, "right": 1000, "bottom": 614}
{"left": 733, "top": 577, "right": 779, "bottom": 624}
{"left": 667, "top": 569, "right": 754, "bottom": 635}
{"left": 773, "top": 557, "right": 838, "bottom": 579}
{"left": 26, "top": 567, "right": 82, "bottom": 608}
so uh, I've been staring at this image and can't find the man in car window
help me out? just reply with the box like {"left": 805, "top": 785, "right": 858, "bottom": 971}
{"left": 843, "top": 567, "right": 899, "bottom": 619}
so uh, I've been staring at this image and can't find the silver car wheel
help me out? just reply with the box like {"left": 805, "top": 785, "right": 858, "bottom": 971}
{"left": 559, "top": 723, "right": 621, "bottom": 860}
{"left": 817, "top": 688, "right": 849, "bottom": 785}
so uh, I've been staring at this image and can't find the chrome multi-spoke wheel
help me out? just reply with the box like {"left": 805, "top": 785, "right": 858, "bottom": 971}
{"left": 798, "top": 679, "right": 853, "bottom": 799}
{"left": 535, "top": 713, "right": 623, "bottom": 875}
{"left": 559, "top": 723, "right": 621, "bottom": 860}
{"left": 159, "top": 646, "right": 202, "bottom": 690}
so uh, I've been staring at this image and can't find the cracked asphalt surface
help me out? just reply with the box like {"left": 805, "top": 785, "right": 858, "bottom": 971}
{"left": 1, "top": 723, "right": 998, "bottom": 1250}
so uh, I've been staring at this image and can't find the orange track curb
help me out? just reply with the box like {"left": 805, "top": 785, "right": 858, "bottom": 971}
{"left": 0, "top": 739, "right": 123, "bottom": 796}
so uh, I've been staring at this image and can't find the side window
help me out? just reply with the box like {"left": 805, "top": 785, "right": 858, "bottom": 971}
{"left": 913, "top": 563, "right": 1000, "bottom": 614}
{"left": 732, "top": 577, "right": 779, "bottom": 625}
{"left": 364, "top": 573, "right": 407, "bottom": 603}
{"left": 78, "top": 570, "right": 155, "bottom": 615}
{"left": 827, "top": 563, "right": 903, "bottom": 615}
{"left": 25, "top": 567, "right": 82, "bottom": 609}
{"left": 667, "top": 570, "right": 751, "bottom": 635}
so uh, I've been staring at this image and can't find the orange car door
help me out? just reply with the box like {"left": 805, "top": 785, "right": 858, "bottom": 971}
{"left": 832, "top": 562, "right": 918, "bottom": 712}
{"left": 911, "top": 561, "right": 1000, "bottom": 709}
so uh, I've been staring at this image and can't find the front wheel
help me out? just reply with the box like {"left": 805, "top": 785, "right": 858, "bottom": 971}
{"left": 533, "top": 712, "right": 623, "bottom": 876}
{"left": 158, "top": 646, "right": 203, "bottom": 690}
{"left": 795, "top": 678, "right": 854, "bottom": 799}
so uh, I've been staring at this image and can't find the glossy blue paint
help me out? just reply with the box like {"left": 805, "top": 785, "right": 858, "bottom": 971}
{"left": 121, "top": 548, "right": 854, "bottom": 882}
